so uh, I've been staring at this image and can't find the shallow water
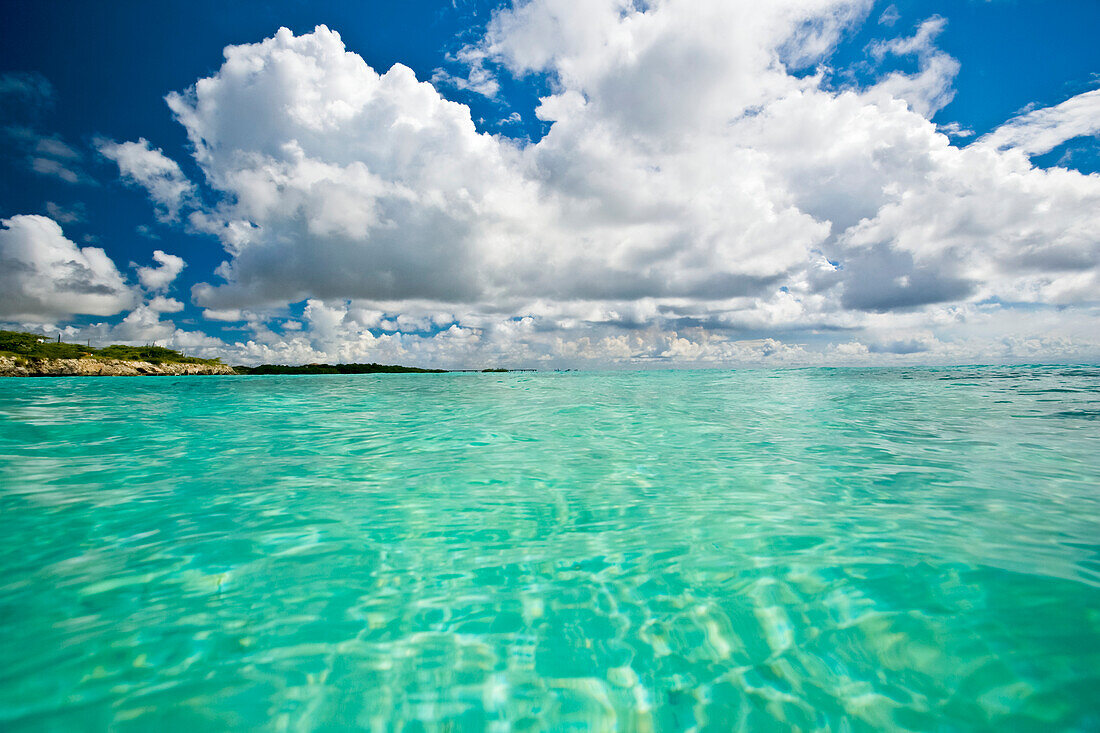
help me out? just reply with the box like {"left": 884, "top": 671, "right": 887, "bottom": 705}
{"left": 1, "top": 367, "right": 1098, "bottom": 731}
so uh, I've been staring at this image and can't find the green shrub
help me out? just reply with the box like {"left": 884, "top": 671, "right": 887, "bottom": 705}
{"left": 97, "top": 345, "right": 201, "bottom": 364}
{"left": 0, "top": 330, "right": 54, "bottom": 354}
{"left": 0, "top": 331, "right": 93, "bottom": 359}
{"left": 26, "top": 342, "right": 95, "bottom": 359}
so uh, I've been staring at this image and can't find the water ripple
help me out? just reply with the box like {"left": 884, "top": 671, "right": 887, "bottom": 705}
{"left": 1, "top": 367, "right": 1099, "bottom": 730}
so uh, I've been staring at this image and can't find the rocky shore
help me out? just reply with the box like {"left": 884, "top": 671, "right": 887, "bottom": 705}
{"left": 0, "top": 355, "right": 236, "bottom": 377}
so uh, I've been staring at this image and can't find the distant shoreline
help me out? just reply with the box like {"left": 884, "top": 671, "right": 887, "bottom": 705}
{"left": 1, "top": 329, "right": 532, "bottom": 377}
{"left": 232, "top": 364, "right": 534, "bottom": 375}
{"left": 0, "top": 355, "right": 534, "bottom": 377}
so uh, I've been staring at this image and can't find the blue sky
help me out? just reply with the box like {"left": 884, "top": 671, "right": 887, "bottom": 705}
{"left": 1, "top": 0, "right": 1098, "bottom": 366}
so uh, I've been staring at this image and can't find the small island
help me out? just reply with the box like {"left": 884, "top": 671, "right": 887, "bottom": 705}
{"left": 0, "top": 330, "right": 528, "bottom": 377}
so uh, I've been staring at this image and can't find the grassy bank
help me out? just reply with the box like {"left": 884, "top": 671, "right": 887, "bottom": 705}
{"left": 0, "top": 330, "right": 225, "bottom": 366}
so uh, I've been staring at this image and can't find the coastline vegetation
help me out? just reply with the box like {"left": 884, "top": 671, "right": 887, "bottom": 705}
{"left": 0, "top": 330, "right": 224, "bottom": 365}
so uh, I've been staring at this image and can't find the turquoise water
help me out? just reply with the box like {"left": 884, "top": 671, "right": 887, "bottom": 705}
{"left": 1, "top": 367, "right": 1099, "bottom": 731}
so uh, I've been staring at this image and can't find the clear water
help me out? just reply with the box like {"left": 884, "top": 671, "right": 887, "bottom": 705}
{"left": 1, "top": 367, "right": 1098, "bottom": 731}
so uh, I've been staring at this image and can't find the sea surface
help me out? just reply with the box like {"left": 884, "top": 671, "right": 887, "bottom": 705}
{"left": 1, "top": 367, "right": 1098, "bottom": 731}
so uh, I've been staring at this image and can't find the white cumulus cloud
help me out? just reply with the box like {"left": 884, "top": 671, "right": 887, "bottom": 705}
{"left": 135, "top": 249, "right": 186, "bottom": 292}
{"left": 96, "top": 138, "right": 197, "bottom": 221}
{"left": 0, "top": 215, "right": 135, "bottom": 322}
{"left": 88, "top": 5, "right": 1100, "bottom": 366}
{"left": 146, "top": 295, "right": 184, "bottom": 313}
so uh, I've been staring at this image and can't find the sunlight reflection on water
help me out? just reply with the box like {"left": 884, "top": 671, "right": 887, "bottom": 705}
{"left": 1, "top": 367, "right": 1099, "bottom": 730}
